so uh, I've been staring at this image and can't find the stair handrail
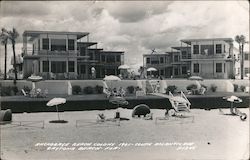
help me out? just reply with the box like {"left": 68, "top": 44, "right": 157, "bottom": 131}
{"left": 181, "top": 91, "right": 191, "bottom": 106}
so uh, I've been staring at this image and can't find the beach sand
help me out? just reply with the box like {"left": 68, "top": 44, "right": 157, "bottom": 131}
{"left": 1, "top": 108, "right": 249, "bottom": 160}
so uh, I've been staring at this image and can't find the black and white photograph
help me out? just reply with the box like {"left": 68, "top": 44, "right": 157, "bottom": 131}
{"left": 0, "top": 0, "right": 249, "bottom": 160}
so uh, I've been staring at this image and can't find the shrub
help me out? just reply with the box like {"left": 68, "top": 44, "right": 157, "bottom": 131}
{"left": 0, "top": 86, "right": 12, "bottom": 96}
{"left": 72, "top": 85, "right": 81, "bottom": 95}
{"left": 95, "top": 85, "right": 103, "bottom": 94}
{"left": 233, "top": 84, "right": 238, "bottom": 92}
{"left": 186, "top": 84, "right": 198, "bottom": 90}
{"left": 23, "top": 86, "right": 31, "bottom": 93}
{"left": 240, "top": 85, "right": 246, "bottom": 92}
{"left": 210, "top": 84, "right": 217, "bottom": 92}
{"left": 165, "top": 85, "right": 177, "bottom": 94}
{"left": 83, "top": 86, "right": 94, "bottom": 94}
{"left": 127, "top": 86, "right": 135, "bottom": 94}
{"left": 12, "top": 86, "right": 18, "bottom": 95}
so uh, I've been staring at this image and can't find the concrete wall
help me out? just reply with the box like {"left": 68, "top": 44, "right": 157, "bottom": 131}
{"left": 35, "top": 80, "right": 68, "bottom": 94}
{"left": 1, "top": 79, "right": 248, "bottom": 95}
{"left": 0, "top": 80, "right": 32, "bottom": 91}
{"left": 200, "top": 79, "right": 234, "bottom": 92}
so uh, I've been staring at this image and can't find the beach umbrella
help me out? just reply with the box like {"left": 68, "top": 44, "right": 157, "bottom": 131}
{"left": 109, "top": 96, "right": 129, "bottom": 106}
{"left": 132, "top": 104, "right": 150, "bottom": 117}
{"left": 27, "top": 75, "right": 43, "bottom": 90}
{"left": 147, "top": 67, "right": 157, "bottom": 78}
{"left": 188, "top": 76, "right": 203, "bottom": 81}
{"left": 118, "top": 64, "right": 130, "bottom": 70}
{"left": 103, "top": 75, "right": 121, "bottom": 89}
{"left": 223, "top": 95, "right": 242, "bottom": 103}
{"left": 223, "top": 95, "right": 242, "bottom": 115}
{"left": 103, "top": 75, "right": 121, "bottom": 81}
{"left": 147, "top": 67, "right": 157, "bottom": 72}
{"left": 47, "top": 98, "right": 66, "bottom": 121}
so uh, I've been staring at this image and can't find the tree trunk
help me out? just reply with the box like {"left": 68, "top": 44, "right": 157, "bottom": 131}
{"left": 12, "top": 43, "right": 17, "bottom": 84}
{"left": 4, "top": 43, "right": 7, "bottom": 80}
{"left": 241, "top": 44, "right": 244, "bottom": 79}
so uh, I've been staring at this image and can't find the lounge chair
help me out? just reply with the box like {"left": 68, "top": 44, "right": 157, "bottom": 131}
{"left": 103, "top": 88, "right": 111, "bottom": 98}
{"left": 21, "top": 89, "right": 28, "bottom": 97}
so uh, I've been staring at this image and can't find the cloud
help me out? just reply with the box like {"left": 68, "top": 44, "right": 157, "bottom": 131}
{"left": 105, "top": 1, "right": 171, "bottom": 23}
{"left": 0, "top": 1, "right": 51, "bottom": 18}
{"left": 0, "top": 1, "right": 249, "bottom": 73}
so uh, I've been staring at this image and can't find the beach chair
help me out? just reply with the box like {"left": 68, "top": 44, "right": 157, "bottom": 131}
{"left": 103, "top": 87, "right": 111, "bottom": 98}
{"left": 21, "top": 89, "right": 28, "bottom": 97}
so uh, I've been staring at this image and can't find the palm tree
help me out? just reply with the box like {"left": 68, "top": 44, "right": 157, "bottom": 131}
{"left": 0, "top": 28, "right": 9, "bottom": 80}
{"left": 2, "top": 28, "right": 19, "bottom": 84}
{"left": 235, "top": 35, "right": 247, "bottom": 79}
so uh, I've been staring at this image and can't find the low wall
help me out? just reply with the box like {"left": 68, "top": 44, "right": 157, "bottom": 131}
{"left": 0, "top": 80, "right": 32, "bottom": 91}
{"left": 35, "top": 80, "right": 68, "bottom": 95}
{"left": 200, "top": 80, "right": 234, "bottom": 92}
{"left": 1, "top": 79, "right": 248, "bottom": 95}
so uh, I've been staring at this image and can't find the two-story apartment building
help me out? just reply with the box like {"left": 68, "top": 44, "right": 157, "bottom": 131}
{"left": 235, "top": 51, "right": 250, "bottom": 79}
{"left": 143, "top": 38, "right": 235, "bottom": 79}
{"left": 180, "top": 38, "right": 234, "bottom": 79}
{"left": 22, "top": 30, "right": 124, "bottom": 79}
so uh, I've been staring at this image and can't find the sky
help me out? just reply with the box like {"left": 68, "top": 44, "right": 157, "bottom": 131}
{"left": 0, "top": 0, "right": 249, "bottom": 73}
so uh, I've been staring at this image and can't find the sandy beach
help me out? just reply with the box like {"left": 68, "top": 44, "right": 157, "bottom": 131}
{"left": 1, "top": 108, "right": 249, "bottom": 160}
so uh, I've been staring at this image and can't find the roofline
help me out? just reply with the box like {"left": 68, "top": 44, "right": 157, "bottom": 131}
{"left": 181, "top": 38, "right": 234, "bottom": 45}
{"left": 143, "top": 53, "right": 169, "bottom": 56}
{"left": 100, "top": 51, "right": 124, "bottom": 54}
{"left": 77, "top": 42, "right": 98, "bottom": 47}
{"left": 23, "top": 30, "right": 89, "bottom": 39}
{"left": 171, "top": 46, "right": 191, "bottom": 50}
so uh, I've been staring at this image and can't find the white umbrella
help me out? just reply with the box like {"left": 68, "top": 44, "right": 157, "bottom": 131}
{"left": 103, "top": 75, "right": 121, "bottom": 81}
{"left": 27, "top": 75, "right": 43, "bottom": 90}
{"left": 47, "top": 98, "right": 66, "bottom": 121}
{"left": 147, "top": 67, "right": 157, "bottom": 78}
{"left": 147, "top": 67, "right": 157, "bottom": 72}
{"left": 103, "top": 75, "right": 121, "bottom": 89}
{"left": 223, "top": 95, "right": 242, "bottom": 115}
{"left": 188, "top": 76, "right": 203, "bottom": 81}
{"left": 118, "top": 64, "right": 130, "bottom": 70}
{"left": 224, "top": 95, "right": 242, "bottom": 103}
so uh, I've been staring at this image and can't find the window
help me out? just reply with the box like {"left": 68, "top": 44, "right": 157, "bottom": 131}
{"left": 42, "top": 61, "right": 49, "bottom": 72}
{"left": 216, "top": 63, "right": 222, "bottom": 73}
{"left": 193, "top": 63, "right": 199, "bottom": 73}
{"left": 146, "top": 58, "right": 150, "bottom": 64}
{"left": 38, "top": 39, "right": 40, "bottom": 51}
{"left": 174, "top": 55, "right": 179, "bottom": 62}
{"left": 106, "top": 55, "right": 115, "bottom": 63}
{"left": 160, "top": 57, "right": 164, "bottom": 63}
{"left": 42, "top": 38, "right": 49, "bottom": 50}
{"left": 51, "top": 61, "right": 66, "bottom": 73}
{"left": 182, "top": 66, "right": 187, "bottom": 74}
{"left": 182, "top": 51, "right": 187, "bottom": 59}
{"left": 245, "top": 67, "right": 249, "bottom": 76}
{"left": 101, "top": 55, "right": 106, "bottom": 62}
{"left": 51, "top": 39, "right": 66, "bottom": 51}
{"left": 68, "top": 39, "right": 75, "bottom": 50}
{"left": 160, "top": 69, "right": 164, "bottom": 75}
{"left": 201, "top": 45, "right": 214, "bottom": 55}
{"left": 174, "top": 68, "right": 179, "bottom": 75}
{"left": 216, "top": 44, "right": 222, "bottom": 54}
{"left": 68, "top": 61, "right": 75, "bottom": 72}
{"left": 193, "top": 45, "right": 199, "bottom": 54}
{"left": 116, "top": 55, "right": 121, "bottom": 62}
{"left": 245, "top": 53, "right": 249, "bottom": 61}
